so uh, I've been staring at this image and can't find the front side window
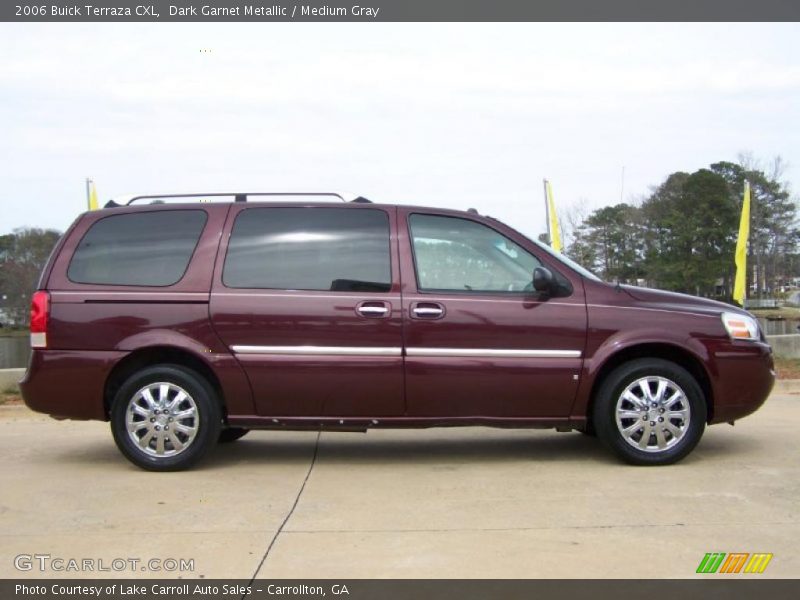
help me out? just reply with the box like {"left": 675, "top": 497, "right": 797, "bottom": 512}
{"left": 409, "top": 214, "right": 542, "bottom": 293}
{"left": 68, "top": 210, "right": 207, "bottom": 286}
{"left": 223, "top": 208, "right": 392, "bottom": 292}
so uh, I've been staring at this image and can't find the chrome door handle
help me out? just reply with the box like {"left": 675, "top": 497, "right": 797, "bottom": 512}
{"left": 412, "top": 307, "right": 443, "bottom": 316}
{"left": 410, "top": 300, "right": 447, "bottom": 320}
{"left": 356, "top": 304, "right": 390, "bottom": 317}
{"left": 358, "top": 306, "right": 388, "bottom": 315}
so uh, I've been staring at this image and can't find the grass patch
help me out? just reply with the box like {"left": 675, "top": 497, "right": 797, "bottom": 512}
{"left": 749, "top": 306, "right": 800, "bottom": 320}
{"left": 0, "top": 391, "right": 21, "bottom": 406}
{"left": 0, "top": 328, "right": 28, "bottom": 337}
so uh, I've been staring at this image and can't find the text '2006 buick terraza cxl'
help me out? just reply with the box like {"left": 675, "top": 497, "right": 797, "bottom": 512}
{"left": 20, "top": 193, "right": 774, "bottom": 470}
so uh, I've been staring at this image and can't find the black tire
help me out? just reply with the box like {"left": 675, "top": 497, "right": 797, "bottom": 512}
{"left": 593, "top": 358, "right": 707, "bottom": 466}
{"left": 577, "top": 420, "right": 596, "bottom": 437}
{"left": 110, "top": 364, "right": 221, "bottom": 471}
{"left": 218, "top": 427, "right": 250, "bottom": 444}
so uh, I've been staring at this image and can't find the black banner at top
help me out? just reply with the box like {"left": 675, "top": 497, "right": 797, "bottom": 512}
{"left": 2, "top": 0, "right": 800, "bottom": 22}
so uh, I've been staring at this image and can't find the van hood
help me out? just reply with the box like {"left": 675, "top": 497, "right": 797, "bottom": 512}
{"left": 619, "top": 285, "right": 746, "bottom": 317}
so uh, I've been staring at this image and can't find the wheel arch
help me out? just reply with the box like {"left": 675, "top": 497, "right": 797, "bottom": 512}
{"left": 584, "top": 343, "right": 714, "bottom": 428}
{"left": 104, "top": 346, "right": 226, "bottom": 420}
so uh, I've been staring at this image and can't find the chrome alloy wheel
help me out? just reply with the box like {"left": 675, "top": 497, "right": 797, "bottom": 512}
{"left": 125, "top": 382, "right": 199, "bottom": 457}
{"left": 615, "top": 376, "right": 691, "bottom": 453}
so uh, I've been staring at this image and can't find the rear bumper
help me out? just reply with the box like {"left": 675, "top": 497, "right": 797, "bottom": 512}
{"left": 20, "top": 349, "right": 126, "bottom": 420}
{"left": 707, "top": 341, "right": 774, "bottom": 424}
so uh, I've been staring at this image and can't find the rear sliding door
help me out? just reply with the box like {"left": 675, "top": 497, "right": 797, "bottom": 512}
{"left": 210, "top": 205, "right": 404, "bottom": 417}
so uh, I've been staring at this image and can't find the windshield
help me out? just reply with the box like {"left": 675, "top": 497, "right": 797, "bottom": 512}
{"left": 522, "top": 233, "right": 603, "bottom": 282}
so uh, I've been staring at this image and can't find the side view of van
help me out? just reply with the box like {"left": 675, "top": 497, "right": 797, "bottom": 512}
{"left": 21, "top": 193, "right": 775, "bottom": 470}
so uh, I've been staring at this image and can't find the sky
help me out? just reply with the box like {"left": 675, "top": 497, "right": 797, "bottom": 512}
{"left": 1, "top": 22, "right": 799, "bottom": 240}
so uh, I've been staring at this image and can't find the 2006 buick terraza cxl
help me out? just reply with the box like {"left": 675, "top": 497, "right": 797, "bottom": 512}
{"left": 21, "top": 192, "right": 775, "bottom": 470}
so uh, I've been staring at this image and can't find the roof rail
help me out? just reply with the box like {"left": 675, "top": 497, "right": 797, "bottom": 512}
{"left": 122, "top": 192, "right": 354, "bottom": 206}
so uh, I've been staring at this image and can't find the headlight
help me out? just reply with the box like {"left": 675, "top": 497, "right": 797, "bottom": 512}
{"left": 721, "top": 312, "right": 760, "bottom": 341}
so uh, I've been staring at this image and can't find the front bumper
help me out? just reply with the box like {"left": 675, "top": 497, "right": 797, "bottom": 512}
{"left": 707, "top": 340, "right": 774, "bottom": 424}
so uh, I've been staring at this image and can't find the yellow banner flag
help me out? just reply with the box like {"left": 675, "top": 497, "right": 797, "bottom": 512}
{"left": 545, "top": 180, "right": 562, "bottom": 253}
{"left": 733, "top": 181, "right": 751, "bottom": 306}
{"left": 87, "top": 179, "right": 99, "bottom": 211}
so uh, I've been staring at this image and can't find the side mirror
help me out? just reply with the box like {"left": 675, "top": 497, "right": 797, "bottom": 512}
{"left": 532, "top": 267, "right": 555, "bottom": 295}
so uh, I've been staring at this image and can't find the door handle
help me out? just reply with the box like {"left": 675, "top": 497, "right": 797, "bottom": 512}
{"left": 410, "top": 302, "right": 446, "bottom": 319}
{"left": 356, "top": 302, "right": 390, "bottom": 318}
{"left": 413, "top": 307, "right": 443, "bottom": 316}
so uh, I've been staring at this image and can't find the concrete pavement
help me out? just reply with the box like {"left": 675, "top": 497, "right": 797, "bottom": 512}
{"left": 1, "top": 393, "right": 798, "bottom": 579}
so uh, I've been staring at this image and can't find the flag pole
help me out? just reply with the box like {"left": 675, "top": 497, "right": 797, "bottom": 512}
{"left": 543, "top": 178, "right": 551, "bottom": 245}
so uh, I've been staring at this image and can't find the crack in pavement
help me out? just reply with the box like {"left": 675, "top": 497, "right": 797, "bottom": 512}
{"left": 279, "top": 520, "right": 800, "bottom": 534}
{"left": 243, "top": 431, "right": 321, "bottom": 595}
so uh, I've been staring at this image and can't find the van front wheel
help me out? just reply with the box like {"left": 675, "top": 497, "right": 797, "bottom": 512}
{"left": 593, "top": 358, "right": 707, "bottom": 466}
{"left": 110, "top": 365, "right": 221, "bottom": 471}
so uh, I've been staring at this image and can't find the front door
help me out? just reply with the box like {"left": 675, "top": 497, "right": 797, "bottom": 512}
{"left": 210, "top": 204, "right": 404, "bottom": 417}
{"left": 398, "top": 209, "right": 587, "bottom": 419}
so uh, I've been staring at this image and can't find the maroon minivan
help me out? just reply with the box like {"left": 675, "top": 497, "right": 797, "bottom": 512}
{"left": 21, "top": 193, "right": 774, "bottom": 470}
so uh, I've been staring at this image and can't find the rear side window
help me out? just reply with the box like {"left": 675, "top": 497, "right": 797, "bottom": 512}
{"left": 223, "top": 208, "right": 391, "bottom": 292}
{"left": 68, "top": 211, "right": 207, "bottom": 286}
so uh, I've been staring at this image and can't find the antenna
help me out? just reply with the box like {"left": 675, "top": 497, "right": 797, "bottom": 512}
{"left": 620, "top": 166, "right": 625, "bottom": 203}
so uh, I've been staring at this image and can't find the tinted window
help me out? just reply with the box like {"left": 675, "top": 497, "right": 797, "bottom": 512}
{"left": 224, "top": 208, "right": 392, "bottom": 292}
{"left": 409, "top": 214, "right": 542, "bottom": 292}
{"left": 68, "top": 211, "right": 207, "bottom": 286}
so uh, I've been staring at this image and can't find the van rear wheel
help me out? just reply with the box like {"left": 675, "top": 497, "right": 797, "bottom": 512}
{"left": 593, "top": 358, "right": 706, "bottom": 465}
{"left": 110, "top": 365, "right": 221, "bottom": 471}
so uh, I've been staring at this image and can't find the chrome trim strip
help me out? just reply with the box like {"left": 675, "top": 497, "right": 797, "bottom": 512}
{"left": 231, "top": 345, "right": 581, "bottom": 358}
{"left": 232, "top": 345, "right": 402, "bottom": 356}
{"left": 406, "top": 348, "right": 581, "bottom": 358}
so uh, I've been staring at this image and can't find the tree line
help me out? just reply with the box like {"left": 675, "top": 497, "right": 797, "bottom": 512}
{"left": 0, "top": 229, "right": 61, "bottom": 327}
{"left": 559, "top": 158, "right": 798, "bottom": 299}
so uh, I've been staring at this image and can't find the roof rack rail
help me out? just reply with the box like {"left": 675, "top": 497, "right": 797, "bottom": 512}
{"left": 123, "top": 192, "right": 353, "bottom": 206}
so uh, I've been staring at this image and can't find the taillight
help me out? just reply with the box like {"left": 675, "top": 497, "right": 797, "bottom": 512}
{"left": 30, "top": 290, "right": 50, "bottom": 348}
